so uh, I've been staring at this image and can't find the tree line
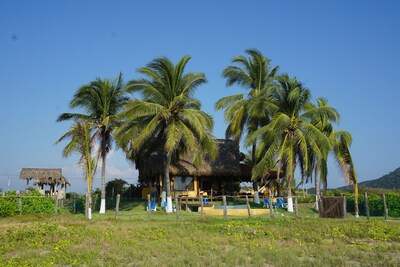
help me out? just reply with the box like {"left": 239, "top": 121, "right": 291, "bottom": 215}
{"left": 55, "top": 49, "right": 359, "bottom": 218}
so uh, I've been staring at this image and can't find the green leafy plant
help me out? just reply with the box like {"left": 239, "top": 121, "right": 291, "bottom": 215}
{"left": 0, "top": 190, "right": 56, "bottom": 217}
{"left": 22, "top": 190, "right": 56, "bottom": 214}
{"left": 347, "top": 193, "right": 400, "bottom": 217}
{"left": 0, "top": 191, "right": 19, "bottom": 217}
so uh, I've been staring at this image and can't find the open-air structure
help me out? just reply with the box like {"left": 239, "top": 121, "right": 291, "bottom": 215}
{"left": 136, "top": 139, "right": 251, "bottom": 198}
{"left": 19, "top": 168, "right": 70, "bottom": 199}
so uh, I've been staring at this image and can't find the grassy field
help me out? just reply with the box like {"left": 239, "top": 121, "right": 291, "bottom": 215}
{"left": 1, "top": 201, "right": 400, "bottom": 266}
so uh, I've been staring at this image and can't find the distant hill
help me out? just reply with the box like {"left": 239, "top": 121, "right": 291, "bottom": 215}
{"left": 357, "top": 167, "right": 400, "bottom": 189}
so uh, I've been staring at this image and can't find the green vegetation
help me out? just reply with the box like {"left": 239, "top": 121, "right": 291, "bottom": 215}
{"left": 347, "top": 192, "right": 400, "bottom": 217}
{"left": 1, "top": 203, "right": 399, "bottom": 266}
{"left": 0, "top": 190, "right": 55, "bottom": 217}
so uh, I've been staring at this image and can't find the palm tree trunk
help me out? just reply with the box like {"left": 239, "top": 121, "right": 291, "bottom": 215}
{"left": 99, "top": 153, "right": 106, "bottom": 214}
{"left": 354, "top": 182, "right": 359, "bottom": 218}
{"left": 253, "top": 181, "right": 260, "bottom": 204}
{"left": 315, "top": 165, "right": 320, "bottom": 211}
{"left": 252, "top": 142, "right": 260, "bottom": 204}
{"left": 87, "top": 172, "right": 92, "bottom": 220}
{"left": 161, "top": 179, "right": 166, "bottom": 208}
{"left": 164, "top": 152, "right": 173, "bottom": 213}
{"left": 287, "top": 176, "right": 294, "bottom": 212}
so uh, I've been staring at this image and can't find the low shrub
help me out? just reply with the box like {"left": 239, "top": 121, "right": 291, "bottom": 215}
{"left": 347, "top": 192, "right": 400, "bottom": 217}
{"left": 71, "top": 195, "right": 86, "bottom": 214}
{"left": 296, "top": 195, "right": 315, "bottom": 203}
{"left": 0, "top": 191, "right": 19, "bottom": 217}
{"left": 22, "top": 190, "right": 56, "bottom": 214}
{"left": 0, "top": 190, "right": 56, "bottom": 217}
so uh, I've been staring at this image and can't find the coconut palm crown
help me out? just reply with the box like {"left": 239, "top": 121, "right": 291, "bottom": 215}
{"left": 216, "top": 48, "right": 279, "bottom": 141}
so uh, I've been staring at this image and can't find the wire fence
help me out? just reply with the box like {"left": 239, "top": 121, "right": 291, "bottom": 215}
{"left": 2, "top": 189, "right": 399, "bottom": 220}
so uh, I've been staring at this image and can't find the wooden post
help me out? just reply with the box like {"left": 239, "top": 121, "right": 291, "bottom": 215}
{"left": 343, "top": 196, "right": 347, "bottom": 218}
{"left": 211, "top": 188, "right": 213, "bottom": 203}
{"left": 175, "top": 197, "right": 179, "bottom": 220}
{"left": 185, "top": 194, "right": 189, "bottom": 211}
{"left": 73, "top": 194, "right": 76, "bottom": 213}
{"left": 246, "top": 195, "right": 251, "bottom": 217}
{"left": 55, "top": 192, "right": 58, "bottom": 215}
{"left": 147, "top": 194, "right": 151, "bottom": 220}
{"left": 17, "top": 191, "right": 22, "bottom": 215}
{"left": 382, "top": 194, "right": 388, "bottom": 220}
{"left": 115, "top": 194, "right": 120, "bottom": 219}
{"left": 200, "top": 195, "right": 204, "bottom": 220}
{"left": 365, "top": 192, "right": 370, "bottom": 220}
{"left": 294, "top": 196, "right": 298, "bottom": 218}
{"left": 222, "top": 195, "right": 227, "bottom": 220}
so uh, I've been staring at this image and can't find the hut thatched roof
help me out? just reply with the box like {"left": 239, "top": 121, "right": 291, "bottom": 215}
{"left": 137, "top": 139, "right": 243, "bottom": 180}
{"left": 20, "top": 168, "right": 70, "bottom": 186}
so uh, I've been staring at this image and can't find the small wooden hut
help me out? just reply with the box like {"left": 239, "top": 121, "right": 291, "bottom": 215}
{"left": 19, "top": 168, "right": 70, "bottom": 199}
{"left": 136, "top": 139, "right": 249, "bottom": 198}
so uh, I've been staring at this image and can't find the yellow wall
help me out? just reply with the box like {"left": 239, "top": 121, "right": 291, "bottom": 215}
{"left": 143, "top": 175, "right": 201, "bottom": 198}
{"left": 200, "top": 206, "right": 270, "bottom": 216}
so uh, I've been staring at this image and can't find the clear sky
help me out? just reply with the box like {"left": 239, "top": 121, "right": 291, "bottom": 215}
{"left": 1, "top": 1, "right": 400, "bottom": 193}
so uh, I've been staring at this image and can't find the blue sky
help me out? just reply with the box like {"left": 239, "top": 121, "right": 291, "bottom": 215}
{"left": 1, "top": 1, "right": 400, "bottom": 193}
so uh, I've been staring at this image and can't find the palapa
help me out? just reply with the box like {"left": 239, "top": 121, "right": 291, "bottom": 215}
{"left": 20, "top": 168, "right": 70, "bottom": 186}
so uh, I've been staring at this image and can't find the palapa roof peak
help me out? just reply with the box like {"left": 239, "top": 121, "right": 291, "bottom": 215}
{"left": 20, "top": 168, "right": 70, "bottom": 186}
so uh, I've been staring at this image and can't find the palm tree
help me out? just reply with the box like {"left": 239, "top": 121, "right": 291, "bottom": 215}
{"left": 307, "top": 98, "right": 339, "bottom": 210}
{"left": 55, "top": 121, "right": 97, "bottom": 219}
{"left": 215, "top": 49, "right": 278, "bottom": 203}
{"left": 57, "top": 74, "right": 128, "bottom": 214}
{"left": 116, "top": 55, "right": 217, "bottom": 213}
{"left": 248, "top": 74, "right": 338, "bottom": 212}
{"left": 333, "top": 131, "right": 359, "bottom": 217}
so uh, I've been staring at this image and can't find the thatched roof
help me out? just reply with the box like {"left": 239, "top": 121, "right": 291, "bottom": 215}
{"left": 20, "top": 168, "right": 70, "bottom": 186}
{"left": 137, "top": 139, "right": 243, "bottom": 180}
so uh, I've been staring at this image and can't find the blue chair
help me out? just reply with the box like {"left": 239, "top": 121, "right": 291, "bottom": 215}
{"left": 203, "top": 197, "right": 209, "bottom": 205}
{"left": 146, "top": 200, "right": 157, "bottom": 211}
{"left": 263, "top": 198, "right": 270, "bottom": 208}
{"left": 274, "top": 198, "right": 288, "bottom": 208}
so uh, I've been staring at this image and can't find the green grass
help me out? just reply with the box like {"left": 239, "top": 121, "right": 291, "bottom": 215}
{"left": 0, "top": 202, "right": 399, "bottom": 266}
